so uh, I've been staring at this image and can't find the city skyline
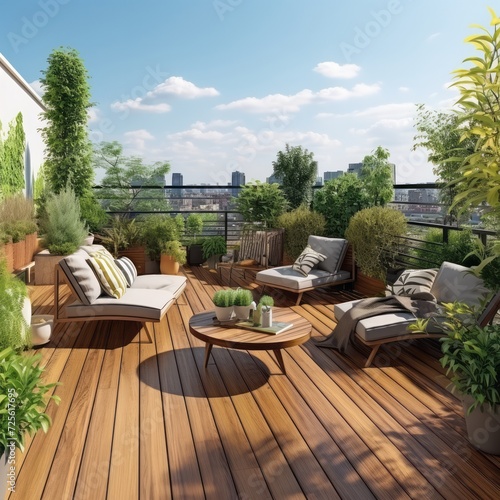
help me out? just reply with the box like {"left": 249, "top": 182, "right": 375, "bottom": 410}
{"left": 1, "top": 1, "right": 491, "bottom": 185}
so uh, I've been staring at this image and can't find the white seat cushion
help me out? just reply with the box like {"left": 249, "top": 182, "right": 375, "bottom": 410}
{"left": 256, "top": 266, "right": 351, "bottom": 291}
{"left": 131, "top": 274, "right": 187, "bottom": 298}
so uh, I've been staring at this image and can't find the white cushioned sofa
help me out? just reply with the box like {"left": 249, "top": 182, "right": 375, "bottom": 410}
{"left": 334, "top": 261, "right": 499, "bottom": 367}
{"left": 255, "top": 236, "right": 355, "bottom": 305}
{"left": 54, "top": 245, "right": 187, "bottom": 340}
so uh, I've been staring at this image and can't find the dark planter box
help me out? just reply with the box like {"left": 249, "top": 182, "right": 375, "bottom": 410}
{"left": 187, "top": 244, "right": 205, "bottom": 266}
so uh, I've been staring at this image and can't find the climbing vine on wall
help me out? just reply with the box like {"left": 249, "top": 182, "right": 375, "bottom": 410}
{"left": 0, "top": 112, "right": 26, "bottom": 196}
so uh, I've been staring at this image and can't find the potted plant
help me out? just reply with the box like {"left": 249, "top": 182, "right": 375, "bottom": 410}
{"left": 212, "top": 289, "right": 236, "bottom": 321}
{"left": 412, "top": 301, "right": 500, "bottom": 454}
{"left": 141, "top": 215, "right": 180, "bottom": 273}
{"left": 0, "top": 257, "right": 31, "bottom": 351}
{"left": 202, "top": 236, "right": 227, "bottom": 270}
{"left": 185, "top": 214, "right": 204, "bottom": 266}
{"left": 35, "top": 187, "right": 88, "bottom": 285}
{"left": 0, "top": 347, "right": 60, "bottom": 498}
{"left": 160, "top": 240, "right": 186, "bottom": 275}
{"left": 233, "top": 288, "right": 255, "bottom": 320}
{"left": 259, "top": 295, "right": 274, "bottom": 328}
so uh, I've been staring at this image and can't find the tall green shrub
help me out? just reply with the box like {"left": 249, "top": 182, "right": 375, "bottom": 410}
{"left": 0, "top": 113, "right": 26, "bottom": 196}
{"left": 40, "top": 187, "right": 88, "bottom": 255}
{"left": 314, "top": 174, "right": 369, "bottom": 238}
{"left": 277, "top": 205, "right": 326, "bottom": 261}
{"left": 346, "top": 206, "right": 407, "bottom": 280}
{"left": 40, "top": 47, "right": 94, "bottom": 197}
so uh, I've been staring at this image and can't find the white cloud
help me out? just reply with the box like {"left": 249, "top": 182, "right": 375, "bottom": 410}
{"left": 314, "top": 61, "right": 361, "bottom": 79}
{"left": 87, "top": 107, "right": 101, "bottom": 123}
{"left": 124, "top": 129, "right": 155, "bottom": 149}
{"left": 147, "top": 76, "right": 219, "bottom": 99}
{"left": 399, "top": 86, "right": 410, "bottom": 93}
{"left": 29, "top": 79, "right": 44, "bottom": 97}
{"left": 216, "top": 83, "right": 380, "bottom": 114}
{"left": 111, "top": 98, "right": 172, "bottom": 113}
{"left": 348, "top": 102, "right": 416, "bottom": 119}
{"left": 426, "top": 32, "right": 441, "bottom": 43}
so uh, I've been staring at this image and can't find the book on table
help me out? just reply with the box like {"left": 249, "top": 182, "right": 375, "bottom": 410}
{"left": 233, "top": 321, "right": 293, "bottom": 335}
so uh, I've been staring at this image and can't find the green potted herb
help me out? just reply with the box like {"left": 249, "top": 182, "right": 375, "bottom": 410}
{"left": 233, "top": 288, "right": 255, "bottom": 320}
{"left": 160, "top": 240, "right": 186, "bottom": 275}
{"left": 212, "top": 289, "right": 236, "bottom": 321}
{"left": 0, "top": 347, "right": 60, "bottom": 498}
{"left": 259, "top": 295, "right": 274, "bottom": 328}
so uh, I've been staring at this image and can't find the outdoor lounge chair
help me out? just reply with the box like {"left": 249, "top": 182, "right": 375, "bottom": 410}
{"left": 255, "top": 235, "right": 355, "bottom": 305}
{"left": 333, "top": 261, "right": 500, "bottom": 367}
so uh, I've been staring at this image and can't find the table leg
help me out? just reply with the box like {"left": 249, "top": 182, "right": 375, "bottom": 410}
{"left": 204, "top": 343, "right": 213, "bottom": 368}
{"left": 273, "top": 349, "right": 286, "bottom": 374}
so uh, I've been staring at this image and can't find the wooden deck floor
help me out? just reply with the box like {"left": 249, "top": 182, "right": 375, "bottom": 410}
{"left": 8, "top": 265, "right": 500, "bottom": 499}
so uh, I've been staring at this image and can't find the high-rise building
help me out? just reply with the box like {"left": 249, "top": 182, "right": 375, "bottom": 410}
{"left": 324, "top": 171, "right": 344, "bottom": 182}
{"left": 231, "top": 171, "right": 245, "bottom": 197}
{"left": 315, "top": 176, "right": 323, "bottom": 187}
{"left": 172, "top": 173, "right": 183, "bottom": 198}
{"left": 347, "top": 162, "right": 363, "bottom": 176}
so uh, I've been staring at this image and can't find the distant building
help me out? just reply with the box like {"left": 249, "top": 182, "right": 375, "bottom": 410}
{"left": 231, "top": 171, "right": 245, "bottom": 197}
{"left": 266, "top": 173, "right": 282, "bottom": 184}
{"left": 314, "top": 176, "right": 323, "bottom": 187}
{"left": 347, "top": 162, "right": 363, "bottom": 176}
{"left": 324, "top": 171, "right": 344, "bottom": 182}
{"left": 172, "top": 172, "right": 183, "bottom": 198}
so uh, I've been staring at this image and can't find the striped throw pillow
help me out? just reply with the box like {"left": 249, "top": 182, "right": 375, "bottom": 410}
{"left": 114, "top": 256, "right": 137, "bottom": 287}
{"left": 292, "top": 245, "right": 327, "bottom": 277}
{"left": 87, "top": 252, "right": 128, "bottom": 298}
{"left": 387, "top": 269, "right": 438, "bottom": 297}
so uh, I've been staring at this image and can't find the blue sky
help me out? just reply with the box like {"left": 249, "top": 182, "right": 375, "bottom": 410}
{"left": 0, "top": 0, "right": 493, "bottom": 185}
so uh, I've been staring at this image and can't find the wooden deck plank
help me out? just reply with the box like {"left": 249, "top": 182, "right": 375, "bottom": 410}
{"left": 11, "top": 274, "right": 500, "bottom": 500}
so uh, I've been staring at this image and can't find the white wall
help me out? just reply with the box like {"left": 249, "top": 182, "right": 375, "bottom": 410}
{"left": 0, "top": 53, "right": 46, "bottom": 198}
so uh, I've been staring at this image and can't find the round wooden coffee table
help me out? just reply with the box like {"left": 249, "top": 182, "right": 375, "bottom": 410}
{"left": 189, "top": 308, "right": 311, "bottom": 374}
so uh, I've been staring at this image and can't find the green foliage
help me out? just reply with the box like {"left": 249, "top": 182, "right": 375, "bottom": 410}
{"left": 272, "top": 144, "right": 318, "bottom": 209}
{"left": 412, "top": 302, "right": 500, "bottom": 413}
{"left": 233, "top": 288, "right": 254, "bottom": 307}
{"left": 185, "top": 213, "right": 203, "bottom": 244}
{"left": 360, "top": 146, "right": 394, "bottom": 207}
{"left": 314, "top": 174, "right": 370, "bottom": 238}
{"left": 161, "top": 240, "right": 186, "bottom": 265}
{"left": 259, "top": 295, "right": 274, "bottom": 309}
{"left": 141, "top": 215, "right": 180, "bottom": 260}
{"left": 277, "top": 205, "right": 326, "bottom": 260}
{"left": 174, "top": 214, "right": 185, "bottom": 236}
{"left": 0, "top": 347, "right": 60, "bottom": 454}
{"left": 234, "top": 181, "right": 288, "bottom": 228}
{"left": 202, "top": 236, "right": 227, "bottom": 259}
{"left": 0, "top": 258, "right": 29, "bottom": 351}
{"left": 346, "top": 206, "right": 407, "bottom": 280}
{"left": 468, "top": 239, "right": 500, "bottom": 291}
{"left": 0, "top": 112, "right": 26, "bottom": 196}
{"left": 212, "top": 289, "right": 236, "bottom": 307}
{"left": 413, "top": 104, "right": 475, "bottom": 219}
{"left": 40, "top": 187, "right": 88, "bottom": 255}
{"left": 99, "top": 216, "right": 143, "bottom": 257}
{"left": 33, "top": 162, "right": 47, "bottom": 202}
{"left": 40, "top": 48, "right": 94, "bottom": 197}
{"left": 0, "top": 194, "right": 37, "bottom": 243}
{"left": 79, "top": 194, "right": 108, "bottom": 233}
{"left": 95, "top": 141, "right": 171, "bottom": 213}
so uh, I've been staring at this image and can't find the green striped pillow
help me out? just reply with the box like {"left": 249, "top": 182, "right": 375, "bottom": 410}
{"left": 87, "top": 252, "right": 128, "bottom": 298}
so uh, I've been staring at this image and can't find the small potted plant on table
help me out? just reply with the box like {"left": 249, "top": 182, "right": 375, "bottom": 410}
{"left": 212, "top": 289, "right": 236, "bottom": 322}
{"left": 233, "top": 288, "right": 255, "bottom": 320}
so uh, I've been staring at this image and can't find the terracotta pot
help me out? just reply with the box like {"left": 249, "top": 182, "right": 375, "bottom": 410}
{"left": 160, "top": 254, "right": 180, "bottom": 275}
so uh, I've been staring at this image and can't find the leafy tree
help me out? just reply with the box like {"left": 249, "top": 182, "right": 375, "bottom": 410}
{"left": 313, "top": 174, "right": 369, "bottom": 237}
{"left": 40, "top": 47, "right": 94, "bottom": 197}
{"left": 413, "top": 104, "right": 475, "bottom": 222}
{"left": 233, "top": 181, "right": 288, "bottom": 228}
{"left": 0, "top": 113, "right": 25, "bottom": 196}
{"left": 272, "top": 144, "right": 317, "bottom": 209}
{"left": 451, "top": 8, "right": 500, "bottom": 259}
{"left": 360, "top": 146, "right": 394, "bottom": 207}
{"left": 95, "top": 141, "right": 171, "bottom": 213}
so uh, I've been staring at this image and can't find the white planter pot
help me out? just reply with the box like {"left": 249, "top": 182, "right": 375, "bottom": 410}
{"left": 261, "top": 308, "right": 272, "bottom": 328}
{"left": 233, "top": 301, "right": 256, "bottom": 321}
{"left": 31, "top": 315, "right": 54, "bottom": 346}
{"left": 463, "top": 396, "right": 500, "bottom": 455}
{"left": 214, "top": 305, "right": 234, "bottom": 322}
